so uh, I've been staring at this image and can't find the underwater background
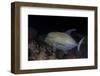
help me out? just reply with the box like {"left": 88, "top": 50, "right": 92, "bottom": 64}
{"left": 28, "top": 15, "right": 88, "bottom": 61}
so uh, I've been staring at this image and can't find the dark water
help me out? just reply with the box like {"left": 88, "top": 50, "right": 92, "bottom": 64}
{"left": 28, "top": 15, "right": 88, "bottom": 35}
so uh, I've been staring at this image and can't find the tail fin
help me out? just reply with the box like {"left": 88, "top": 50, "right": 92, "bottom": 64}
{"left": 77, "top": 37, "right": 85, "bottom": 52}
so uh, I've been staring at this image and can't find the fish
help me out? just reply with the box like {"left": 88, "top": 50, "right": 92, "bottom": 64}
{"left": 45, "top": 29, "right": 84, "bottom": 54}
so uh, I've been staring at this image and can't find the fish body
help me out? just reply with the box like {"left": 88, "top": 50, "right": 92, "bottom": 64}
{"left": 45, "top": 32, "right": 78, "bottom": 54}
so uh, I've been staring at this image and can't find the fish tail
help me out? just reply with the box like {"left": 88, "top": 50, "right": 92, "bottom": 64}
{"left": 77, "top": 37, "right": 85, "bottom": 52}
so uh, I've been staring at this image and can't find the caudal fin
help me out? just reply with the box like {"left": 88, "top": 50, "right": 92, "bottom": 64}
{"left": 77, "top": 37, "right": 85, "bottom": 52}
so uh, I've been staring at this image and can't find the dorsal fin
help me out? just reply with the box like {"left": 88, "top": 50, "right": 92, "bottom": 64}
{"left": 65, "top": 29, "right": 77, "bottom": 35}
